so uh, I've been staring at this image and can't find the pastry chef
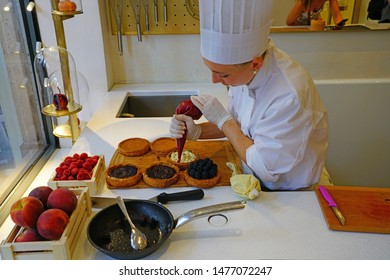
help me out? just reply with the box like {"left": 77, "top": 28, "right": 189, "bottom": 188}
{"left": 170, "top": 0, "right": 332, "bottom": 191}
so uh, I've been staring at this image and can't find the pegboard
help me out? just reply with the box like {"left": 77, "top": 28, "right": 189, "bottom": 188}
{"left": 109, "top": 0, "right": 200, "bottom": 36}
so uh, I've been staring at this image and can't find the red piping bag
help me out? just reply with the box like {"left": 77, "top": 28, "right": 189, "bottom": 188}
{"left": 175, "top": 99, "right": 202, "bottom": 162}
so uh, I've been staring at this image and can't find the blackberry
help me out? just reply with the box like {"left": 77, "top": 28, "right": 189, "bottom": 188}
{"left": 188, "top": 158, "right": 218, "bottom": 179}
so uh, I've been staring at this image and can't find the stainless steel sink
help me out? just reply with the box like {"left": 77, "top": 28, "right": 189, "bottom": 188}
{"left": 117, "top": 90, "right": 199, "bottom": 118}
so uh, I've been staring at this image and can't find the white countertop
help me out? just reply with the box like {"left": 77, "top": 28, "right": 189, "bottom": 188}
{"left": 1, "top": 83, "right": 389, "bottom": 260}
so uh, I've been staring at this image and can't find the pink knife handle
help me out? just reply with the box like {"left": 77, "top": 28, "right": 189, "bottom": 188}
{"left": 319, "top": 186, "right": 337, "bottom": 207}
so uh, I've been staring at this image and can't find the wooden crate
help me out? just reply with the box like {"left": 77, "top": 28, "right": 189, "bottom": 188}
{"left": 0, "top": 188, "right": 91, "bottom": 260}
{"left": 47, "top": 155, "right": 106, "bottom": 196}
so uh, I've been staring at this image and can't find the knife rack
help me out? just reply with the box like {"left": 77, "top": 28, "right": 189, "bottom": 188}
{"left": 110, "top": 0, "right": 200, "bottom": 36}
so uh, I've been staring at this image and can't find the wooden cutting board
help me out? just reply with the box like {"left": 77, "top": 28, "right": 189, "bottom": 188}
{"left": 107, "top": 140, "right": 241, "bottom": 189}
{"left": 314, "top": 185, "right": 390, "bottom": 234}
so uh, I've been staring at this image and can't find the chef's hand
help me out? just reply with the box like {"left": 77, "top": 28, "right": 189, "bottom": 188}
{"left": 169, "top": 114, "right": 201, "bottom": 141}
{"left": 191, "top": 95, "right": 232, "bottom": 130}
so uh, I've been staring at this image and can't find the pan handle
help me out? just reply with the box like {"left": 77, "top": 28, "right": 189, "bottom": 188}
{"left": 174, "top": 200, "right": 246, "bottom": 229}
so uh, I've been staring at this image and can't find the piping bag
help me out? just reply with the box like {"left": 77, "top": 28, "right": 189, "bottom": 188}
{"left": 226, "top": 162, "right": 260, "bottom": 200}
{"left": 175, "top": 99, "right": 202, "bottom": 162}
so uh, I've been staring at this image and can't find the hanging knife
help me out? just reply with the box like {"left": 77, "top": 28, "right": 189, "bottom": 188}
{"left": 319, "top": 186, "right": 346, "bottom": 226}
{"left": 91, "top": 189, "right": 204, "bottom": 209}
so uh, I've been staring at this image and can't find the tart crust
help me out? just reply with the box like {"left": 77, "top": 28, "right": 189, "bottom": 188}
{"left": 105, "top": 164, "right": 142, "bottom": 188}
{"left": 166, "top": 150, "right": 198, "bottom": 170}
{"left": 150, "top": 137, "right": 177, "bottom": 157}
{"left": 142, "top": 162, "right": 179, "bottom": 188}
{"left": 184, "top": 170, "right": 221, "bottom": 189}
{"left": 118, "top": 137, "right": 150, "bottom": 157}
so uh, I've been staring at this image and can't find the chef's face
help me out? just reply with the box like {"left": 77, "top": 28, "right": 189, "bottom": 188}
{"left": 203, "top": 58, "right": 257, "bottom": 87}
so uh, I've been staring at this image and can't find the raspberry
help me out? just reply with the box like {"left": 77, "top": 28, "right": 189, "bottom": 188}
{"left": 54, "top": 154, "right": 99, "bottom": 181}
{"left": 83, "top": 162, "right": 92, "bottom": 171}
{"left": 55, "top": 167, "right": 64, "bottom": 175}
{"left": 76, "top": 159, "right": 84, "bottom": 168}
{"left": 70, "top": 167, "right": 79, "bottom": 177}
{"left": 80, "top": 152, "right": 88, "bottom": 159}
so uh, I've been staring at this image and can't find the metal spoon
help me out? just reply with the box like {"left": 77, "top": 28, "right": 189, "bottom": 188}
{"left": 116, "top": 196, "right": 148, "bottom": 250}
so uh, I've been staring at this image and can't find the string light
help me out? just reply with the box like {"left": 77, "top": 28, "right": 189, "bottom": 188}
{"left": 3, "top": 2, "right": 13, "bottom": 11}
{"left": 26, "top": 1, "right": 35, "bottom": 12}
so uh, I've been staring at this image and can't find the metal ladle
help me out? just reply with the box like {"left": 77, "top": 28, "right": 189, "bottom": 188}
{"left": 116, "top": 196, "right": 148, "bottom": 250}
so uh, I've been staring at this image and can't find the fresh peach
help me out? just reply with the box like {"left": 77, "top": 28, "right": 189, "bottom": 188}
{"left": 28, "top": 186, "right": 53, "bottom": 208}
{"left": 47, "top": 188, "right": 77, "bottom": 216}
{"left": 37, "top": 209, "right": 69, "bottom": 240}
{"left": 10, "top": 197, "right": 44, "bottom": 228}
{"left": 15, "top": 228, "right": 46, "bottom": 242}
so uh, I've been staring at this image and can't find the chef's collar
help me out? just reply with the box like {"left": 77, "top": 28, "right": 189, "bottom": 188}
{"left": 247, "top": 39, "right": 274, "bottom": 96}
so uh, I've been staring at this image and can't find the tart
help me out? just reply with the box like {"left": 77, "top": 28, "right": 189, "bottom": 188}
{"left": 167, "top": 150, "right": 198, "bottom": 170}
{"left": 150, "top": 137, "right": 177, "bottom": 157}
{"left": 118, "top": 137, "right": 150, "bottom": 157}
{"left": 184, "top": 158, "right": 221, "bottom": 188}
{"left": 142, "top": 162, "right": 179, "bottom": 188}
{"left": 105, "top": 163, "right": 142, "bottom": 188}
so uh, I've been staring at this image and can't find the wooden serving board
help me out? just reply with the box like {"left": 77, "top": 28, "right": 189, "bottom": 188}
{"left": 314, "top": 185, "right": 390, "bottom": 234}
{"left": 107, "top": 140, "right": 241, "bottom": 189}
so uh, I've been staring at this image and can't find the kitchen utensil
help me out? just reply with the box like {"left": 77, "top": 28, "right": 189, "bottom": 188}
{"left": 319, "top": 186, "right": 346, "bottom": 225}
{"left": 141, "top": 0, "right": 150, "bottom": 31}
{"left": 116, "top": 196, "right": 148, "bottom": 250}
{"left": 128, "top": 0, "right": 142, "bottom": 41}
{"left": 153, "top": 0, "right": 158, "bottom": 23}
{"left": 87, "top": 200, "right": 246, "bottom": 259}
{"left": 109, "top": 0, "right": 124, "bottom": 55}
{"left": 163, "top": 0, "right": 168, "bottom": 23}
{"left": 91, "top": 189, "right": 205, "bottom": 208}
{"left": 315, "top": 185, "right": 390, "bottom": 234}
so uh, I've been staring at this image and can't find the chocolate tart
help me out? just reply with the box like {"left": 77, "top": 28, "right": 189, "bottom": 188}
{"left": 118, "top": 137, "right": 150, "bottom": 157}
{"left": 105, "top": 164, "right": 142, "bottom": 188}
{"left": 142, "top": 162, "right": 179, "bottom": 188}
{"left": 166, "top": 150, "right": 198, "bottom": 170}
{"left": 150, "top": 137, "right": 177, "bottom": 157}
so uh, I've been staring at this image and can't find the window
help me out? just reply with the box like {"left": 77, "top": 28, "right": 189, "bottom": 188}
{"left": 0, "top": 0, "right": 55, "bottom": 225}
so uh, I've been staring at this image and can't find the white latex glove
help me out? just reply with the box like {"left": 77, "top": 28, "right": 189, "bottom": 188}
{"left": 191, "top": 95, "right": 232, "bottom": 130}
{"left": 169, "top": 114, "right": 201, "bottom": 141}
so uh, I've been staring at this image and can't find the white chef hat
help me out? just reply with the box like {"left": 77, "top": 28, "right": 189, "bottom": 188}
{"left": 199, "top": 0, "right": 273, "bottom": 65}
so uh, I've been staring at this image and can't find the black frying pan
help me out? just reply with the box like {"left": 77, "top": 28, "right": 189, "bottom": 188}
{"left": 87, "top": 200, "right": 246, "bottom": 259}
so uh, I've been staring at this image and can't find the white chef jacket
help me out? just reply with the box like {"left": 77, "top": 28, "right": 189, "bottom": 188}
{"left": 228, "top": 39, "right": 328, "bottom": 190}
